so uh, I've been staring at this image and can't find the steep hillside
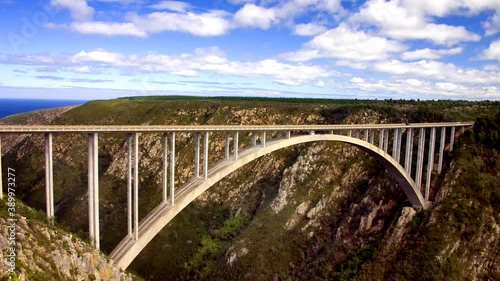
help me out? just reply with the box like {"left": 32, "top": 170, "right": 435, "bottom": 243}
{"left": 1, "top": 98, "right": 498, "bottom": 280}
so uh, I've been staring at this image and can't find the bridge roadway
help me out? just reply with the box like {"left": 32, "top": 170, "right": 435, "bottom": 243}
{"left": 0, "top": 122, "right": 473, "bottom": 133}
{"left": 0, "top": 121, "right": 475, "bottom": 269}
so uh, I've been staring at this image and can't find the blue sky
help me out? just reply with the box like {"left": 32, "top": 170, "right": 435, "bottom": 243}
{"left": 0, "top": 0, "right": 499, "bottom": 100}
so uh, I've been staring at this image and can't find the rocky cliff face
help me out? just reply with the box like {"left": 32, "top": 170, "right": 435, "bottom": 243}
{"left": 1, "top": 99, "right": 498, "bottom": 280}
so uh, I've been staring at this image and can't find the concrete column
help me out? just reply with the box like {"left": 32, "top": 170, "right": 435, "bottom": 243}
{"left": 329, "top": 130, "right": 334, "bottom": 135}
{"left": 409, "top": 129, "right": 414, "bottom": 176}
{"left": 425, "top": 128, "right": 436, "bottom": 200}
{"left": 195, "top": 133, "right": 200, "bottom": 178}
{"left": 225, "top": 132, "right": 230, "bottom": 159}
{"left": 162, "top": 134, "right": 168, "bottom": 203}
{"left": 262, "top": 131, "right": 266, "bottom": 147}
{"left": 88, "top": 133, "right": 99, "bottom": 248}
{"left": 438, "top": 127, "right": 446, "bottom": 174}
{"left": 45, "top": 133, "right": 54, "bottom": 219}
{"left": 396, "top": 129, "right": 402, "bottom": 163}
{"left": 354, "top": 130, "right": 359, "bottom": 139}
{"left": 450, "top": 127, "right": 456, "bottom": 152}
{"left": 88, "top": 134, "right": 94, "bottom": 243}
{"left": 127, "top": 134, "right": 132, "bottom": 238}
{"left": 203, "top": 132, "right": 208, "bottom": 180}
{"left": 0, "top": 135, "right": 2, "bottom": 199}
{"left": 392, "top": 129, "right": 398, "bottom": 159}
{"left": 347, "top": 130, "right": 351, "bottom": 137}
{"left": 286, "top": 131, "right": 291, "bottom": 139}
{"left": 378, "top": 129, "right": 384, "bottom": 150}
{"left": 404, "top": 128, "right": 413, "bottom": 173}
{"left": 92, "top": 133, "right": 99, "bottom": 250}
{"left": 252, "top": 132, "right": 257, "bottom": 146}
{"left": 170, "top": 133, "right": 175, "bottom": 205}
{"left": 234, "top": 132, "right": 239, "bottom": 160}
{"left": 415, "top": 128, "right": 425, "bottom": 189}
{"left": 310, "top": 130, "right": 315, "bottom": 135}
{"left": 383, "top": 129, "right": 389, "bottom": 152}
{"left": 369, "top": 129, "right": 374, "bottom": 144}
{"left": 364, "top": 129, "right": 369, "bottom": 142}
{"left": 133, "top": 133, "right": 139, "bottom": 241}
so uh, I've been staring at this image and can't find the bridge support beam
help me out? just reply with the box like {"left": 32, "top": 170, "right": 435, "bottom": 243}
{"left": 170, "top": 133, "right": 175, "bottom": 205}
{"left": 378, "top": 129, "right": 384, "bottom": 150}
{"left": 364, "top": 129, "right": 369, "bottom": 142}
{"left": 133, "top": 133, "right": 139, "bottom": 241}
{"left": 404, "top": 128, "right": 413, "bottom": 174}
{"left": 450, "top": 127, "right": 456, "bottom": 152}
{"left": 87, "top": 133, "right": 99, "bottom": 249}
{"left": 0, "top": 135, "right": 2, "bottom": 199}
{"left": 45, "top": 133, "right": 54, "bottom": 219}
{"left": 195, "top": 133, "right": 200, "bottom": 178}
{"left": 415, "top": 128, "right": 425, "bottom": 190}
{"left": 203, "top": 132, "right": 208, "bottom": 179}
{"left": 392, "top": 129, "right": 398, "bottom": 159}
{"left": 234, "top": 132, "right": 239, "bottom": 160}
{"left": 162, "top": 134, "right": 168, "bottom": 202}
{"left": 347, "top": 130, "right": 351, "bottom": 137}
{"left": 369, "top": 129, "right": 374, "bottom": 144}
{"left": 127, "top": 134, "right": 132, "bottom": 238}
{"left": 425, "top": 128, "right": 436, "bottom": 200}
{"left": 383, "top": 129, "right": 389, "bottom": 153}
{"left": 354, "top": 130, "right": 359, "bottom": 139}
{"left": 396, "top": 129, "right": 402, "bottom": 163}
{"left": 286, "top": 131, "right": 291, "bottom": 139}
{"left": 225, "top": 132, "right": 230, "bottom": 159}
{"left": 438, "top": 127, "right": 446, "bottom": 174}
{"left": 252, "top": 132, "right": 257, "bottom": 146}
{"left": 262, "top": 132, "right": 266, "bottom": 147}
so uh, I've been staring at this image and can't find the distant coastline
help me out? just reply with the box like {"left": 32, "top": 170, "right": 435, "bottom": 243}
{"left": 0, "top": 99, "right": 87, "bottom": 119}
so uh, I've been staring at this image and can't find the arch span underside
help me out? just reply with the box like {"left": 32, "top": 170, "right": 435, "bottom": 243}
{"left": 110, "top": 134, "right": 425, "bottom": 269}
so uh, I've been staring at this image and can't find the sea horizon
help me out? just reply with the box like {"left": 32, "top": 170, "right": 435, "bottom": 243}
{"left": 0, "top": 98, "right": 88, "bottom": 119}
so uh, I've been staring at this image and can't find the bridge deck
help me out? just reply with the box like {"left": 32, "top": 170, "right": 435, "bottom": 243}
{"left": 0, "top": 122, "right": 473, "bottom": 133}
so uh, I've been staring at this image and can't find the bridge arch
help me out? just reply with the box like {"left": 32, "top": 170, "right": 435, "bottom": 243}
{"left": 110, "top": 134, "right": 426, "bottom": 269}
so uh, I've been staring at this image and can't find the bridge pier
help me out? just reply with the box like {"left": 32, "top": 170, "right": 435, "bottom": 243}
{"left": 171, "top": 133, "right": 176, "bottom": 204}
{"left": 127, "top": 134, "right": 133, "bottom": 238}
{"left": 369, "top": 129, "right": 374, "bottom": 144}
{"left": 364, "top": 129, "right": 369, "bottom": 142}
{"left": 450, "top": 127, "right": 456, "bottom": 152}
{"left": 44, "top": 133, "right": 54, "bottom": 219}
{"left": 203, "top": 132, "right": 208, "bottom": 179}
{"left": 404, "top": 128, "right": 413, "bottom": 174}
{"left": 262, "top": 131, "right": 266, "bottom": 147}
{"left": 134, "top": 133, "right": 139, "bottom": 241}
{"left": 354, "top": 129, "right": 359, "bottom": 139}
{"left": 234, "top": 132, "right": 239, "bottom": 160}
{"left": 88, "top": 133, "right": 100, "bottom": 249}
{"left": 415, "top": 128, "right": 425, "bottom": 190}
{"left": 425, "top": 128, "right": 436, "bottom": 200}
{"left": 195, "top": 133, "right": 200, "bottom": 177}
{"left": 252, "top": 132, "right": 257, "bottom": 146}
{"left": 383, "top": 129, "right": 389, "bottom": 152}
{"left": 438, "top": 127, "right": 446, "bottom": 174}
{"left": 162, "top": 134, "right": 168, "bottom": 202}
{"left": 395, "top": 128, "right": 402, "bottom": 163}
{"left": 378, "top": 129, "right": 384, "bottom": 149}
{"left": 225, "top": 132, "right": 230, "bottom": 159}
{"left": 286, "top": 131, "right": 291, "bottom": 139}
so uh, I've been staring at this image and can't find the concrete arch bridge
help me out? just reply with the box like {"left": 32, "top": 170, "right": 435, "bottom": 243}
{"left": 0, "top": 122, "right": 473, "bottom": 269}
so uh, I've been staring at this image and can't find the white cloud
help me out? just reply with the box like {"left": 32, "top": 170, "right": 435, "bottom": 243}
{"left": 293, "top": 23, "right": 327, "bottom": 36}
{"left": 5, "top": 48, "right": 336, "bottom": 86}
{"left": 149, "top": 1, "right": 192, "bottom": 12}
{"left": 70, "top": 22, "right": 147, "bottom": 37}
{"left": 233, "top": 3, "right": 277, "bottom": 29}
{"left": 50, "top": 0, "right": 94, "bottom": 21}
{"left": 401, "top": 47, "right": 463, "bottom": 60}
{"left": 282, "top": 23, "right": 405, "bottom": 62}
{"left": 478, "top": 40, "right": 500, "bottom": 61}
{"left": 374, "top": 59, "right": 500, "bottom": 84}
{"left": 350, "top": 0, "right": 481, "bottom": 45}
{"left": 484, "top": 12, "right": 500, "bottom": 36}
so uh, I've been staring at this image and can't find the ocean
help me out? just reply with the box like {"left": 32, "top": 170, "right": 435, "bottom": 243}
{"left": 0, "top": 99, "right": 87, "bottom": 119}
